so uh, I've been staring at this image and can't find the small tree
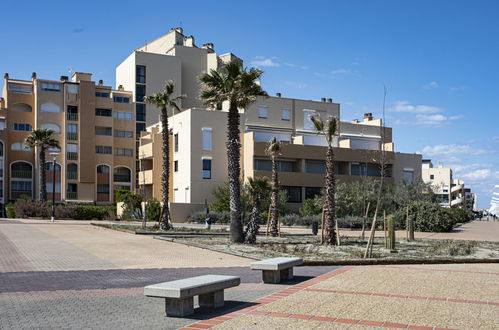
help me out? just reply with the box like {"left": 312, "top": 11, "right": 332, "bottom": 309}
{"left": 310, "top": 115, "right": 338, "bottom": 245}
{"left": 244, "top": 177, "right": 270, "bottom": 243}
{"left": 25, "top": 129, "right": 60, "bottom": 202}
{"left": 266, "top": 137, "right": 281, "bottom": 237}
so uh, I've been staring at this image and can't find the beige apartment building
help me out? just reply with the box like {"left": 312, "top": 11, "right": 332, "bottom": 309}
{"left": 421, "top": 160, "right": 473, "bottom": 209}
{"left": 0, "top": 72, "right": 135, "bottom": 204}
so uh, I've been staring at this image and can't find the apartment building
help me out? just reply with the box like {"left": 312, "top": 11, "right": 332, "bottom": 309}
{"left": 421, "top": 160, "right": 473, "bottom": 209}
{"left": 138, "top": 95, "right": 422, "bottom": 218}
{"left": 0, "top": 72, "right": 135, "bottom": 204}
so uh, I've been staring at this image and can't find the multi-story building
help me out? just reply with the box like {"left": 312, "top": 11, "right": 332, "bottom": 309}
{"left": 0, "top": 72, "right": 135, "bottom": 204}
{"left": 421, "top": 160, "right": 472, "bottom": 208}
{"left": 138, "top": 96, "right": 422, "bottom": 219}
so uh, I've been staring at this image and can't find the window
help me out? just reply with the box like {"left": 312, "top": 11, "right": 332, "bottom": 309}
{"left": 174, "top": 134, "right": 179, "bottom": 152}
{"left": 136, "top": 65, "right": 146, "bottom": 83}
{"left": 67, "top": 143, "right": 78, "bottom": 153}
{"left": 136, "top": 122, "right": 146, "bottom": 133}
{"left": 41, "top": 82, "right": 61, "bottom": 92}
{"left": 136, "top": 104, "right": 146, "bottom": 121}
{"left": 113, "top": 96, "right": 130, "bottom": 103}
{"left": 303, "top": 109, "right": 316, "bottom": 130}
{"left": 67, "top": 163, "right": 78, "bottom": 179}
{"left": 136, "top": 84, "right": 146, "bottom": 102}
{"left": 48, "top": 147, "right": 61, "bottom": 152}
{"left": 67, "top": 124, "right": 78, "bottom": 135}
{"left": 12, "top": 123, "right": 32, "bottom": 131}
{"left": 12, "top": 181, "right": 32, "bottom": 192}
{"left": 403, "top": 169, "right": 414, "bottom": 185}
{"left": 67, "top": 84, "right": 79, "bottom": 94}
{"left": 113, "top": 111, "right": 133, "bottom": 120}
{"left": 8, "top": 83, "right": 32, "bottom": 94}
{"left": 95, "top": 145, "right": 112, "bottom": 154}
{"left": 0, "top": 120, "right": 5, "bottom": 130}
{"left": 11, "top": 103, "right": 32, "bottom": 112}
{"left": 281, "top": 186, "right": 302, "bottom": 203}
{"left": 40, "top": 103, "right": 61, "bottom": 113}
{"left": 97, "top": 165, "right": 110, "bottom": 173}
{"left": 95, "top": 108, "right": 112, "bottom": 117}
{"left": 258, "top": 106, "right": 268, "bottom": 118}
{"left": 351, "top": 163, "right": 380, "bottom": 177}
{"left": 11, "top": 142, "right": 31, "bottom": 151}
{"left": 254, "top": 159, "right": 295, "bottom": 172}
{"left": 305, "top": 160, "right": 325, "bottom": 174}
{"left": 115, "top": 148, "right": 133, "bottom": 157}
{"left": 443, "top": 185, "right": 449, "bottom": 193}
{"left": 202, "top": 159, "right": 212, "bottom": 179}
{"left": 282, "top": 108, "right": 291, "bottom": 121}
{"left": 174, "top": 160, "right": 178, "bottom": 172}
{"left": 95, "top": 126, "right": 112, "bottom": 136}
{"left": 430, "top": 174, "right": 435, "bottom": 180}
{"left": 114, "top": 130, "right": 133, "bottom": 138}
{"left": 254, "top": 159, "right": 272, "bottom": 171}
{"left": 95, "top": 91, "right": 110, "bottom": 98}
{"left": 202, "top": 128, "right": 212, "bottom": 151}
{"left": 305, "top": 187, "right": 322, "bottom": 199}
{"left": 40, "top": 123, "right": 61, "bottom": 134}
{"left": 97, "top": 184, "right": 110, "bottom": 194}
{"left": 114, "top": 167, "right": 131, "bottom": 182}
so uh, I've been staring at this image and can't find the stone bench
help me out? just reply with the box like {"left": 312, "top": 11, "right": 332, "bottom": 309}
{"left": 144, "top": 274, "right": 240, "bottom": 317}
{"left": 250, "top": 257, "right": 303, "bottom": 284}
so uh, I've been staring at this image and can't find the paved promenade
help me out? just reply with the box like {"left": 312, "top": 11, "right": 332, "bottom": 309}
{"left": 1, "top": 219, "right": 498, "bottom": 329}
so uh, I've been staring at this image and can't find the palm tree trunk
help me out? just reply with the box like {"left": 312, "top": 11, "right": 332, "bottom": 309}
{"left": 269, "top": 156, "right": 279, "bottom": 237}
{"left": 227, "top": 102, "right": 244, "bottom": 243}
{"left": 40, "top": 147, "right": 47, "bottom": 202}
{"left": 245, "top": 198, "right": 260, "bottom": 244}
{"left": 324, "top": 146, "right": 336, "bottom": 245}
{"left": 160, "top": 108, "right": 172, "bottom": 230}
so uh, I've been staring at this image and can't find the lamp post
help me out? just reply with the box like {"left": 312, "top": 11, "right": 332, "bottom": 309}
{"left": 50, "top": 153, "right": 57, "bottom": 222}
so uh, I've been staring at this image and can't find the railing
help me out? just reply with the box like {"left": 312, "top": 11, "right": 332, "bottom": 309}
{"left": 67, "top": 171, "right": 78, "bottom": 180}
{"left": 114, "top": 175, "right": 131, "bottom": 183}
{"left": 450, "top": 197, "right": 464, "bottom": 206}
{"left": 67, "top": 152, "right": 78, "bottom": 160}
{"left": 66, "top": 113, "right": 78, "bottom": 121}
{"left": 451, "top": 184, "right": 464, "bottom": 194}
{"left": 67, "top": 132, "right": 78, "bottom": 140}
{"left": 11, "top": 170, "right": 32, "bottom": 179}
{"left": 66, "top": 192, "right": 78, "bottom": 200}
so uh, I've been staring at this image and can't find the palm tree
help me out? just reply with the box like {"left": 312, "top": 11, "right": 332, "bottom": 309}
{"left": 144, "top": 81, "right": 184, "bottom": 230}
{"left": 244, "top": 177, "right": 270, "bottom": 244}
{"left": 265, "top": 137, "right": 281, "bottom": 237}
{"left": 25, "top": 129, "right": 60, "bottom": 202}
{"left": 199, "top": 60, "right": 267, "bottom": 243}
{"left": 310, "top": 115, "right": 338, "bottom": 245}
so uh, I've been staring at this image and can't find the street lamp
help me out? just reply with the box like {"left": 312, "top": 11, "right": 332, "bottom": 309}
{"left": 50, "top": 152, "right": 58, "bottom": 222}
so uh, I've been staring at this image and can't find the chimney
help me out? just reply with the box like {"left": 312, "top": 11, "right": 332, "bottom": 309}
{"left": 363, "top": 113, "right": 373, "bottom": 121}
{"left": 276, "top": 92, "right": 281, "bottom": 97}
{"left": 321, "top": 97, "right": 326, "bottom": 102}
{"left": 184, "top": 35, "right": 195, "bottom": 47}
{"left": 327, "top": 98, "right": 332, "bottom": 103}
{"left": 71, "top": 72, "right": 92, "bottom": 82}
{"left": 118, "top": 85, "right": 124, "bottom": 91}
{"left": 98, "top": 79, "right": 103, "bottom": 86}
{"left": 60, "top": 76, "right": 68, "bottom": 81}
{"left": 202, "top": 43, "right": 214, "bottom": 50}
{"left": 32, "top": 72, "right": 37, "bottom": 80}
{"left": 172, "top": 27, "right": 184, "bottom": 34}
{"left": 4, "top": 73, "right": 8, "bottom": 79}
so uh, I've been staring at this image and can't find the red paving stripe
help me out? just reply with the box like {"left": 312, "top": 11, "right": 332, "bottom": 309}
{"left": 359, "top": 320, "right": 384, "bottom": 326}
{"left": 408, "top": 326, "right": 433, "bottom": 330}
{"left": 303, "top": 288, "right": 497, "bottom": 306}
{"left": 335, "top": 318, "right": 359, "bottom": 324}
{"left": 383, "top": 322, "right": 409, "bottom": 328}
{"left": 269, "top": 312, "right": 290, "bottom": 317}
{"left": 311, "top": 316, "right": 336, "bottom": 321}
{"left": 290, "top": 314, "right": 312, "bottom": 320}
{"left": 383, "top": 265, "right": 499, "bottom": 276}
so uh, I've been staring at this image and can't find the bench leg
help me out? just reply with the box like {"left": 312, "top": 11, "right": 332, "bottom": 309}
{"left": 280, "top": 267, "right": 294, "bottom": 281}
{"left": 262, "top": 270, "right": 280, "bottom": 284}
{"left": 165, "top": 297, "right": 194, "bottom": 317}
{"left": 199, "top": 289, "right": 224, "bottom": 308}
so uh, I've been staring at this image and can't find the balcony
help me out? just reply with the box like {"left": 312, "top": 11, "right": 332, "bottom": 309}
{"left": 451, "top": 184, "right": 464, "bottom": 194}
{"left": 66, "top": 192, "right": 78, "bottom": 200}
{"left": 138, "top": 142, "right": 153, "bottom": 159}
{"left": 11, "top": 170, "right": 32, "bottom": 179}
{"left": 67, "top": 132, "right": 78, "bottom": 140}
{"left": 67, "top": 171, "right": 78, "bottom": 180}
{"left": 67, "top": 152, "right": 78, "bottom": 160}
{"left": 138, "top": 170, "right": 153, "bottom": 185}
{"left": 451, "top": 197, "right": 464, "bottom": 207}
{"left": 66, "top": 113, "right": 78, "bottom": 121}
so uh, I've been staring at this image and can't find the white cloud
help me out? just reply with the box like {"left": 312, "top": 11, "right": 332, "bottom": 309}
{"left": 419, "top": 144, "right": 488, "bottom": 158}
{"left": 331, "top": 69, "right": 350, "bottom": 75}
{"left": 460, "top": 169, "right": 493, "bottom": 180}
{"left": 250, "top": 56, "right": 280, "bottom": 67}
{"left": 391, "top": 101, "right": 442, "bottom": 114}
{"left": 424, "top": 81, "right": 439, "bottom": 89}
{"left": 284, "top": 62, "right": 308, "bottom": 70}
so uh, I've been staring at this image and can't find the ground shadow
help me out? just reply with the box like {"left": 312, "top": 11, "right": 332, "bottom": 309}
{"left": 180, "top": 301, "right": 259, "bottom": 320}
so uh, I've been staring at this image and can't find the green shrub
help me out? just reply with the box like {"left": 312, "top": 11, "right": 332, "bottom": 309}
{"left": 280, "top": 214, "right": 320, "bottom": 227}
{"left": 394, "top": 201, "right": 453, "bottom": 232}
{"left": 446, "top": 208, "right": 474, "bottom": 225}
{"left": 114, "top": 190, "right": 132, "bottom": 203}
{"left": 5, "top": 203, "right": 16, "bottom": 218}
{"left": 15, "top": 199, "right": 49, "bottom": 218}
{"left": 188, "top": 211, "right": 230, "bottom": 224}
{"left": 145, "top": 199, "right": 161, "bottom": 221}
{"left": 299, "top": 199, "right": 322, "bottom": 217}
{"left": 426, "top": 240, "right": 476, "bottom": 256}
{"left": 72, "top": 205, "right": 116, "bottom": 220}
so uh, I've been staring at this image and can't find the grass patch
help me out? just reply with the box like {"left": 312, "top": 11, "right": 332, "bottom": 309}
{"left": 93, "top": 223, "right": 227, "bottom": 234}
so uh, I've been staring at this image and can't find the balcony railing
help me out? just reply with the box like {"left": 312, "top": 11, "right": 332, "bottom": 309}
{"left": 67, "top": 152, "right": 78, "bottom": 160}
{"left": 67, "top": 171, "right": 78, "bottom": 180}
{"left": 11, "top": 170, "right": 32, "bottom": 179}
{"left": 67, "top": 132, "right": 78, "bottom": 140}
{"left": 66, "top": 113, "right": 78, "bottom": 121}
{"left": 66, "top": 192, "right": 78, "bottom": 200}
{"left": 114, "top": 175, "right": 131, "bottom": 183}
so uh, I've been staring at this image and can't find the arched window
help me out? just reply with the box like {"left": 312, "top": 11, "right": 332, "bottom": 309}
{"left": 11, "top": 142, "right": 31, "bottom": 151}
{"left": 97, "top": 165, "right": 111, "bottom": 201}
{"left": 97, "top": 165, "right": 110, "bottom": 173}
{"left": 41, "top": 103, "right": 61, "bottom": 113}
{"left": 11, "top": 161, "right": 33, "bottom": 199}
{"left": 67, "top": 163, "right": 78, "bottom": 180}
{"left": 114, "top": 167, "right": 131, "bottom": 183}
{"left": 11, "top": 103, "right": 32, "bottom": 112}
{"left": 40, "top": 123, "right": 61, "bottom": 134}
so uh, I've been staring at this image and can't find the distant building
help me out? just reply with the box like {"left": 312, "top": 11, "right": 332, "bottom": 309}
{"left": 0, "top": 72, "right": 135, "bottom": 204}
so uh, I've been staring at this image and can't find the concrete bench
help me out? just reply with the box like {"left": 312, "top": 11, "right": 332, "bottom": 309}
{"left": 250, "top": 257, "right": 303, "bottom": 284}
{"left": 144, "top": 274, "right": 240, "bottom": 317}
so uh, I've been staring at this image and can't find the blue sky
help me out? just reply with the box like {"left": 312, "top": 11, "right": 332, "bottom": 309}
{"left": 1, "top": 0, "right": 498, "bottom": 209}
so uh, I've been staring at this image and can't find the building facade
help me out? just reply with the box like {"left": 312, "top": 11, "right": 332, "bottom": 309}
{"left": 0, "top": 72, "right": 135, "bottom": 204}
